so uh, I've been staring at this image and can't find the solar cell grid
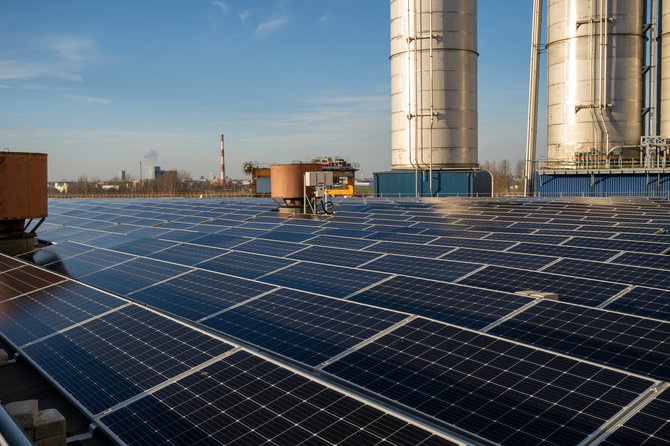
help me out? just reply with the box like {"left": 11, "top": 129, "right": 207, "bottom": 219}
{"left": 545, "top": 258, "right": 670, "bottom": 289}
{"left": 599, "top": 387, "right": 670, "bottom": 445}
{"left": 187, "top": 233, "right": 248, "bottom": 249}
{"left": 457, "top": 265, "right": 629, "bottom": 307}
{"left": 80, "top": 257, "right": 192, "bottom": 296}
{"left": 104, "top": 237, "right": 176, "bottom": 256}
{"left": 363, "top": 241, "right": 454, "bottom": 258}
{"left": 363, "top": 232, "right": 439, "bottom": 244}
{"left": 441, "top": 247, "right": 557, "bottom": 270}
{"left": 287, "top": 245, "right": 381, "bottom": 268}
{"left": 429, "top": 236, "right": 517, "bottom": 251}
{"left": 101, "top": 350, "right": 455, "bottom": 446}
{"left": 0, "top": 281, "right": 125, "bottom": 347}
{"left": 23, "top": 305, "right": 233, "bottom": 414}
{"left": 563, "top": 236, "right": 670, "bottom": 254}
{"left": 489, "top": 300, "right": 670, "bottom": 380}
{"left": 261, "top": 261, "right": 390, "bottom": 298}
{"left": 348, "top": 275, "right": 531, "bottom": 329}
{"left": 324, "top": 318, "right": 654, "bottom": 446}
{"left": 604, "top": 287, "right": 670, "bottom": 322}
{"left": 482, "top": 233, "right": 570, "bottom": 245}
{"left": 256, "top": 230, "right": 316, "bottom": 243}
{"left": 0, "top": 254, "right": 24, "bottom": 272}
{"left": 203, "top": 288, "right": 406, "bottom": 366}
{"left": 509, "top": 242, "right": 620, "bottom": 262}
{"left": 233, "top": 238, "right": 306, "bottom": 257}
{"left": 612, "top": 232, "right": 670, "bottom": 242}
{"left": 0, "top": 265, "right": 65, "bottom": 301}
{"left": 363, "top": 254, "right": 480, "bottom": 282}
{"left": 304, "top": 234, "right": 379, "bottom": 250}
{"left": 197, "top": 251, "right": 295, "bottom": 279}
{"left": 146, "top": 243, "right": 226, "bottom": 266}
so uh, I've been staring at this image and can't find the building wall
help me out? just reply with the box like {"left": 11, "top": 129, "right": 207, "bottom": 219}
{"left": 374, "top": 170, "right": 491, "bottom": 197}
{"left": 536, "top": 173, "right": 670, "bottom": 197}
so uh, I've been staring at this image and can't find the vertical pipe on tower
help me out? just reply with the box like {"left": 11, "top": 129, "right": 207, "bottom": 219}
{"left": 220, "top": 134, "right": 225, "bottom": 185}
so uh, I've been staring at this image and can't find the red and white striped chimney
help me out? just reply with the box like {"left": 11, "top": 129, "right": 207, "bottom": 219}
{"left": 221, "top": 133, "right": 226, "bottom": 186}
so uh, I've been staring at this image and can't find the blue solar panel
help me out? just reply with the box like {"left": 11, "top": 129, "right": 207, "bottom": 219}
{"left": 609, "top": 251, "right": 670, "bottom": 270}
{"left": 488, "top": 300, "right": 670, "bottom": 380}
{"left": 544, "top": 258, "right": 670, "bottom": 289}
{"left": 429, "top": 236, "right": 517, "bottom": 251}
{"left": 101, "top": 350, "right": 455, "bottom": 446}
{"left": 128, "top": 269, "right": 275, "bottom": 321}
{"left": 563, "top": 236, "right": 670, "bottom": 254}
{"left": 599, "top": 387, "right": 670, "bottom": 445}
{"left": 349, "top": 275, "right": 531, "bottom": 329}
{"left": 509, "top": 242, "right": 619, "bottom": 262}
{"left": 197, "top": 251, "right": 295, "bottom": 279}
{"left": 441, "top": 247, "right": 557, "bottom": 270}
{"left": 81, "top": 258, "right": 191, "bottom": 296}
{"left": 147, "top": 243, "right": 227, "bottom": 266}
{"left": 188, "top": 233, "right": 248, "bottom": 249}
{"left": 233, "top": 238, "right": 306, "bottom": 257}
{"left": 287, "top": 245, "right": 382, "bottom": 268}
{"left": 261, "top": 262, "right": 390, "bottom": 298}
{"left": 457, "top": 265, "right": 629, "bottom": 307}
{"left": 363, "top": 241, "right": 453, "bottom": 258}
{"left": 305, "top": 234, "right": 379, "bottom": 249}
{"left": 324, "top": 318, "right": 654, "bottom": 446}
{"left": 105, "top": 237, "right": 177, "bottom": 256}
{"left": 604, "top": 287, "right": 670, "bottom": 322}
{"left": 203, "top": 288, "right": 406, "bottom": 366}
{"left": 363, "top": 254, "right": 480, "bottom": 282}
{"left": 0, "top": 282, "right": 125, "bottom": 347}
{"left": 23, "top": 305, "right": 233, "bottom": 414}
{"left": 363, "top": 232, "right": 438, "bottom": 244}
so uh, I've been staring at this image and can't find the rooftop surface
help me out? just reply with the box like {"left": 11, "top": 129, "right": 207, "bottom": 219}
{"left": 2, "top": 196, "right": 670, "bottom": 445}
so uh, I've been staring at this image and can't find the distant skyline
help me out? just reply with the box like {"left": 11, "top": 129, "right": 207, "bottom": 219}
{"left": 1, "top": 1, "right": 546, "bottom": 181}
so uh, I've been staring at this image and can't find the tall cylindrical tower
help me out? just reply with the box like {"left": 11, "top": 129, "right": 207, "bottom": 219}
{"left": 659, "top": 1, "right": 670, "bottom": 136}
{"left": 390, "top": 0, "right": 478, "bottom": 170}
{"left": 546, "top": 0, "right": 645, "bottom": 161}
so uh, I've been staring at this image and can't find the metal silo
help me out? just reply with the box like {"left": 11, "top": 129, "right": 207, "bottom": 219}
{"left": 390, "top": 0, "right": 478, "bottom": 171}
{"left": 660, "top": 2, "right": 670, "bottom": 137}
{"left": 546, "top": 0, "right": 645, "bottom": 162}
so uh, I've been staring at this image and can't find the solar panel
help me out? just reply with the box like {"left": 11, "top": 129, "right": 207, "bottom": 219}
{"left": 203, "top": 288, "right": 406, "bottom": 367}
{"left": 305, "top": 234, "right": 379, "bottom": 250}
{"left": 509, "top": 242, "right": 619, "bottom": 262}
{"left": 101, "top": 350, "right": 456, "bottom": 446}
{"left": 0, "top": 281, "right": 125, "bottom": 347}
{"left": 104, "top": 237, "right": 177, "bottom": 256}
{"left": 544, "top": 258, "right": 670, "bottom": 289}
{"left": 363, "top": 231, "right": 439, "bottom": 244}
{"left": 0, "top": 265, "right": 65, "bottom": 301}
{"left": 599, "top": 386, "right": 670, "bottom": 445}
{"left": 604, "top": 287, "right": 670, "bottom": 322}
{"left": 261, "top": 261, "right": 390, "bottom": 298}
{"left": 147, "top": 243, "right": 227, "bottom": 266}
{"left": 348, "top": 275, "right": 531, "bottom": 330}
{"left": 0, "top": 254, "right": 24, "bottom": 272}
{"left": 563, "top": 236, "right": 670, "bottom": 254}
{"left": 128, "top": 269, "right": 275, "bottom": 321}
{"left": 429, "top": 236, "right": 517, "bottom": 251}
{"left": 363, "top": 241, "right": 454, "bottom": 258}
{"left": 257, "top": 230, "right": 324, "bottom": 243}
{"left": 488, "top": 300, "right": 670, "bottom": 380}
{"left": 457, "top": 265, "right": 629, "bottom": 307}
{"left": 323, "top": 318, "right": 655, "bottom": 446}
{"left": 283, "top": 245, "right": 379, "bottom": 268}
{"left": 197, "top": 251, "right": 296, "bottom": 279}
{"left": 233, "top": 238, "right": 306, "bottom": 257}
{"left": 482, "top": 233, "right": 570, "bottom": 245}
{"left": 441, "top": 247, "right": 557, "bottom": 270}
{"left": 609, "top": 251, "right": 670, "bottom": 271}
{"left": 23, "top": 305, "right": 234, "bottom": 414}
{"left": 188, "top": 233, "right": 248, "bottom": 249}
{"left": 80, "top": 257, "right": 192, "bottom": 296}
{"left": 363, "top": 254, "right": 480, "bottom": 282}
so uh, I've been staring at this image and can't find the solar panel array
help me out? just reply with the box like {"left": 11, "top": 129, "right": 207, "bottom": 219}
{"left": 2, "top": 195, "right": 670, "bottom": 445}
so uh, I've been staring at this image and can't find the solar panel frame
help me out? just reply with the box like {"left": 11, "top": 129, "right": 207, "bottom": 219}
{"left": 544, "top": 258, "right": 670, "bottom": 289}
{"left": 362, "top": 254, "right": 481, "bottom": 283}
{"left": 196, "top": 251, "right": 296, "bottom": 280}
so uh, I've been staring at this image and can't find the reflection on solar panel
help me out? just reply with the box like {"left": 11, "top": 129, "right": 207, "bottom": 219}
{"left": 197, "top": 251, "right": 295, "bottom": 279}
{"left": 23, "top": 305, "right": 233, "bottom": 414}
{"left": 203, "top": 288, "right": 406, "bottom": 367}
{"left": 457, "top": 265, "right": 628, "bottom": 307}
{"left": 488, "top": 300, "right": 670, "bottom": 380}
{"left": 287, "top": 245, "right": 382, "bottom": 268}
{"left": 261, "top": 262, "right": 390, "bottom": 298}
{"left": 324, "top": 318, "right": 653, "bottom": 446}
{"left": 363, "top": 254, "right": 480, "bottom": 282}
{"left": 610, "top": 251, "right": 670, "bottom": 271}
{"left": 129, "top": 269, "right": 275, "bottom": 321}
{"left": 604, "top": 287, "right": 670, "bottom": 322}
{"left": 0, "top": 255, "right": 23, "bottom": 272}
{"left": 0, "top": 282, "right": 125, "bottom": 347}
{"left": 233, "top": 238, "right": 306, "bottom": 257}
{"left": 81, "top": 257, "right": 191, "bottom": 295}
{"left": 101, "top": 351, "right": 455, "bottom": 446}
{"left": 544, "top": 258, "right": 670, "bottom": 289}
{"left": 0, "top": 265, "right": 65, "bottom": 301}
{"left": 349, "top": 275, "right": 530, "bottom": 329}
{"left": 41, "top": 248, "right": 134, "bottom": 279}
{"left": 105, "top": 237, "right": 176, "bottom": 256}
{"left": 599, "top": 387, "right": 670, "bottom": 445}
{"left": 441, "top": 247, "right": 556, "bottom": 270}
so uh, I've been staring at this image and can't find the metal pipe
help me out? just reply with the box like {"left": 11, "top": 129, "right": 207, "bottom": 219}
{"left": 524, "top": 0, "right": 543, "bottom": 197}
{"left": 599, "top": 0, "right": 611, "bottom": 154}
{"left": 407, "top": 0, "right": 418, "bottom": 197}
{"left": 0, "top": 403, "right": 33, "bottom": 446}
{"left": 651, "top": 0, "right": 658, "bottom": 136}
{"left": 428, "top": 0, "right": 434, "bottom": 196}
{"left": 220, "top": 134, "right": 225, "bottom": 185}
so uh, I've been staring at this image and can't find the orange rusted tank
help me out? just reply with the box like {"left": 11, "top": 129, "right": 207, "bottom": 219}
{"left": 270, "top": 163, "right": 323, "bottom": 204}
{"left": 0, "top": 152, "right": 48, "bottom": 220}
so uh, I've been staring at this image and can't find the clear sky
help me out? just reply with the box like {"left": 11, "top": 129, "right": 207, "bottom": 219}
{"left": 0, "top": 1, "right": 545, "bottom": 181}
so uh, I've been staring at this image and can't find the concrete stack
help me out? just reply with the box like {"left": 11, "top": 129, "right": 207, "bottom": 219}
{"left": 0, "top": 349, "right": 8, "bottom": 367}
{"left": 5, "top": 400, "right": 66, "bottom": 446}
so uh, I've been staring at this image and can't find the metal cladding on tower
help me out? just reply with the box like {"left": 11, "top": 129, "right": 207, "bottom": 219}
{"left": 546, "top": 0, "right": 646, "bottom": 160}
{"left": 390, "top": 0, "right": 478, "bottom": 171}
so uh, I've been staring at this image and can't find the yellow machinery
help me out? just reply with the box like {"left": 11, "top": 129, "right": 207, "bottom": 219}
{"left": 243, "top": 162, "right": 271, "bottom": 196}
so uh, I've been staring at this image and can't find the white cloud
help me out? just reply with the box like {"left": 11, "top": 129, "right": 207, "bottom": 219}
{"left": 256, "top": 18, "right": 290, "bottom": 35}
{"left": 63, "top": 94, "right": 110, "bottom": 105}
{"left": 49, "top": 36, "right": 95, "bottom": 62}
{"left": 210, "top": 1, "right": 229, "bottom": 14}
{"left": 239, "top": 11, "right": 250, "bottom": 23}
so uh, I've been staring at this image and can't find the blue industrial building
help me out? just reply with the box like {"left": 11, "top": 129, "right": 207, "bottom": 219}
{"left": 535, "top": 171, "right": 670, "bottom": 198}
{"left": 373, "top": 170, "right": 492, "bottom": 197}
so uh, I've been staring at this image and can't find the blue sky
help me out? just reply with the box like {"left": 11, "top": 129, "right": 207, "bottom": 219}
{"left": 1, "top": 1, "right": 545, "bottom": 181}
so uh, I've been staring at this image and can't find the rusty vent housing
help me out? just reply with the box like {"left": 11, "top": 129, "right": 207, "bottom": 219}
{"left": 270, "top": 163, "right": 323, "bottom": 206}
{"left": 0, "top": 152, "right": 48, "bottom": 220}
